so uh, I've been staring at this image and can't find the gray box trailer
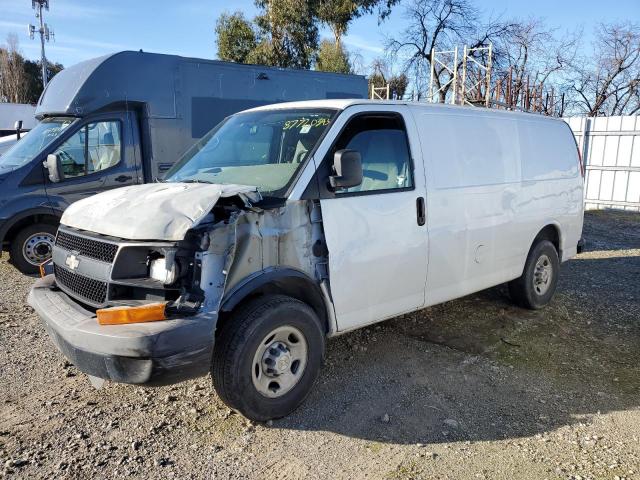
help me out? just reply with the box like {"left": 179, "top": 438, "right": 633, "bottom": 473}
{"left": 0, "top": 50, "right": 367, "bottom": 273}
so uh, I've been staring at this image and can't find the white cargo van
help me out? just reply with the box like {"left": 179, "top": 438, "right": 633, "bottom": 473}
{"left": 29, "top": 100, "right": 584, "bottom": 421}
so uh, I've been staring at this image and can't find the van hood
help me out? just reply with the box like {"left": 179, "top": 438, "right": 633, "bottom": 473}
{"left": 60, "top": 182, "right": 260, "bottom": 241}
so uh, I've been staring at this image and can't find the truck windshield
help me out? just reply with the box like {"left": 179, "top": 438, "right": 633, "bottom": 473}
{"left": 0, "top": 117, "right": 77, "bottom": 171}
{"left": 164, "top": 108, "right": 337, "bottom": 197}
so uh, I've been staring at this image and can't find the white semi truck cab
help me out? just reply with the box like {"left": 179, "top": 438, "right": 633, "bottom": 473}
{"left": 29, "top": 100, "right": 585, "bottom": 421}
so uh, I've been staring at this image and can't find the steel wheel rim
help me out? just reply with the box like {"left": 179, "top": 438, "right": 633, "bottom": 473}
{"left": 533, "top": 253, "right": 553, "bottom": 296}
{"left": 22, "top": 232, "right": 55, "bottom": 266}
{"left": 251, "top": 325, "right": 308, "bottom": 398}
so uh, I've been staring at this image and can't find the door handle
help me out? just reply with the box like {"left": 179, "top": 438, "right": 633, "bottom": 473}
{"left": 115, "top": 175, "right": 132, "bottom": 183}
{"left": 416, "top": 197, "right": 426, "bottom": 226}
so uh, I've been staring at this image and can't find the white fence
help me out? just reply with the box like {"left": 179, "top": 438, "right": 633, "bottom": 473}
{"left": 565, "top": 115, "right": 640, "bottom": 211}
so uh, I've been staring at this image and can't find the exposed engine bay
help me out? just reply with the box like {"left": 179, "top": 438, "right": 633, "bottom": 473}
{"left": 52, "top": 182, "right": 332, "bottom": 330}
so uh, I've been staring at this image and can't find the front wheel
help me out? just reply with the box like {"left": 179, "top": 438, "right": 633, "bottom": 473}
{"left": 508, "top": 239, "right": 559, "bottom": 309}
{"left": 9, "top": 223, "right": 58, "bottom": 275}
{"left": 212, "top": 295, "right": 325, "bottom": 421}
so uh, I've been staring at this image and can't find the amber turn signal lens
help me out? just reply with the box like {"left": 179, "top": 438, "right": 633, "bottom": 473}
{"left": 39, "top": 259, "right": 54, "bottom": 278}
{"left": 97, "top": 302, "right": 168, "bottom": 325}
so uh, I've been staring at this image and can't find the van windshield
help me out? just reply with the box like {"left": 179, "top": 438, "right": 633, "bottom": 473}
{"left": 0, "top": 117, "right": 77, "bottom": 172}
{"left": 164, "top": 108, "right": 337, "bottom": 197}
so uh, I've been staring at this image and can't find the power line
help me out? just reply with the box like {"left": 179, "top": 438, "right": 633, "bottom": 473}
{"left": 28, "top": 0, "right": 55, "bottom": 88}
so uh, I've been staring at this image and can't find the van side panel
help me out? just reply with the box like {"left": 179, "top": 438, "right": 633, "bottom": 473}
{"left": 412, "top": 108, "right": 522, "bottom": 305}
{"left": 411, "top": 106, "right": 583, "bottom": 307}
{"left": 517, "top": 119, "right": 584, "bottom": 262}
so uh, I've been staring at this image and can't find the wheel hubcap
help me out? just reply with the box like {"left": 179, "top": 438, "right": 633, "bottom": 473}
{"left": 23, "top": 232, "right": 55, "bottom": 266}
{"left": 252, "top": 326, "right": 308, "bottom": 398}
{"left": 533, "top": 254, "right": 553, "bottom": 295}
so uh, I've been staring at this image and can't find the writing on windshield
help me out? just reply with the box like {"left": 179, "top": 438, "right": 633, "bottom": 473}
{"left": 165, "top": 108, "right": 337, "bottom": 197}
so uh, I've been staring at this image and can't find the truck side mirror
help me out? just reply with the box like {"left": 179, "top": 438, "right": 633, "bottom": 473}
{"left": 44, "top": 154, "right": 63, "bottom": 183}
{"left": 329, "top": 149, "right": 363, "bottom": 190}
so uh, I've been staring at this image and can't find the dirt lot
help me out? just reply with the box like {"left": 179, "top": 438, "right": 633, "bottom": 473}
{"left": 1, "top": 210, "right": 639, "bottom": 480}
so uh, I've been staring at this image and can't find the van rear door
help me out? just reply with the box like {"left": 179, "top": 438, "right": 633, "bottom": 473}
{"left": 317, "top": 105, "right": 428, "bottom": 331}
{"left": 45, "top": 111, "right": 141, "bottom": 211}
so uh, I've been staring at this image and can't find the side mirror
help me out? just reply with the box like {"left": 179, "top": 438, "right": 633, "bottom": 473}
{"left": 329, "top": 149, "right": 363, "bottom": 190}
{"left": 44, "top": 153, "right": 62, "bottom": 183}
{"left": 14, "top": 120, "right": 22, "bottom": 140}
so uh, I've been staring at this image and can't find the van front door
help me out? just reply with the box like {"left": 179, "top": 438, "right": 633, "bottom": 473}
{"left": 44, "top": 112, "right": 141, "bottom": 211}
{"left": 317, "top": 107, "right": 428, "bottom": 331}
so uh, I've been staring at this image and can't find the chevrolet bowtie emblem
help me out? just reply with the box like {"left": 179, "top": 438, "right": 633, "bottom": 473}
{"left": 65, "top": 254, "right": 80, "bottom": 270}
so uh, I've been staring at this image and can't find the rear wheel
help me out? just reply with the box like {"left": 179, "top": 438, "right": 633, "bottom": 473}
{"left": 508, "top": 239, "right": 559, "bottom": 309}
{"left": 212, "top": 295, "right": 325, "bottom": 421}
{"left": 9, "top": 223, "right": 57, "bottom": 275}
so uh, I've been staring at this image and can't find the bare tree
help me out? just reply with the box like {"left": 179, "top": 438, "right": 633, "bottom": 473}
{"left": 367, "top": 57, "right": 388, "bottom": 95}
{"left": 386, "top": 0, "right": 515, "bottom": 101}
{"left": 349, "top": 51, "right": 367, "bottom": 75}
{"left": 493, "top": 18, "right": 580, "bottom": 115}
{"left": 0, "top": 34, "right": 28, "bottom": 103}
{"left": 570, "top": 22, "right": 640, "bottom": 116}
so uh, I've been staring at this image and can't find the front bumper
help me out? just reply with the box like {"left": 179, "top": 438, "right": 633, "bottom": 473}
{"left": 28, "top": 275, "right": 217, "bottom": 385}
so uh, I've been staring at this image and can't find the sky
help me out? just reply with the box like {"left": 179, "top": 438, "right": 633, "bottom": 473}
{"left": 1, "top": 0, "right": 639, "bottom": 71}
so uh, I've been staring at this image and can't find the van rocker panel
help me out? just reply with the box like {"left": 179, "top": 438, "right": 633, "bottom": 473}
{"left": 27, "top": 275, "right": 216, "bottom": 385}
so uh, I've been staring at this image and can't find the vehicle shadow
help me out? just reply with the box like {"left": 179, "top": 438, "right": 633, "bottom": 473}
{"left": 273, "top": 211, "right": 640, "bottom": 445}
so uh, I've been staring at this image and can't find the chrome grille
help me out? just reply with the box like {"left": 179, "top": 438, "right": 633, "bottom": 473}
{"left": 55, "top": 229, "right": 118, "bottom": 263}
{"left": 54, "top": 264, "right": 108, "bottom": 306}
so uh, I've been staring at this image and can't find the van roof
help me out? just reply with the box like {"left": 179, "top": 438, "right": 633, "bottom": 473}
{"left": 245, "top": 99, "right": 564, "bottom": 122}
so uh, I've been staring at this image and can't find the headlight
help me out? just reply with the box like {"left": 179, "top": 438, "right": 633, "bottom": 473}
{"left": 149, "top": 256, "right": 178, "bottom": 285}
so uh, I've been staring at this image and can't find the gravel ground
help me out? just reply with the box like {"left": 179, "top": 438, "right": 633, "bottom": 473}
{"left": 0, "top": 210, "right": 639, "bottom": 480}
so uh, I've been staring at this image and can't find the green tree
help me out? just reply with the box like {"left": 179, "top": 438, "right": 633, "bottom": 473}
{"left": 23, "top": 59, "right": 63, "bottom": 104}
{"left": 213, "top": 1, "right": 401, "bottom": 70}
{"left": 316, "top": 0, "right": 399, "bottom": 47}
{"left": 367, "top": 58, "right": 387, "bottom": 96}
{"left": 1, "top": 34, "right": 63, "bottom": 104}
{"left": 366, "top": 60, "right": 408, "bottom": 98}
{"left": 316, "top": 40, "right": 351, "bottom": 73}
{"left": 389, "top": 73, "right": 408, "bottom": 99}
{"left": 215, "top": 11, "right": 258, "bottom": 63}
{"left": 252, "top": 0, "right": 319, "bottom": 69}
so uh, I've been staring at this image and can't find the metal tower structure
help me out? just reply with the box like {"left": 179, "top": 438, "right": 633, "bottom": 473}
{"left": 427, "top": 47, "right": 459, "bottom": 104}
{"left": 28, "top": 0, "right": 55, "bottom": 88}
{"left": 426, "top": 43, "right": 492, "bottom": 107}
{"left": 425, "top": 42, "right": 560, "bottom": 115}
{"left": 460, "top": 44, "right": 492, "bottom": 108}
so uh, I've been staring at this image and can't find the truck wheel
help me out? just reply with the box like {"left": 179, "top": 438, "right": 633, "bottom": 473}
{"left": 508, "top": 239, "right": 559, "bottom": 310}
{"left": 9, "top": 223, "right": 58, "bottom": 275}
{"left": 212, "top": 295, "right": 325, "bottom": 421}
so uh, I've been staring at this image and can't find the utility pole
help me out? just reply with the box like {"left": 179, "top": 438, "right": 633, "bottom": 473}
{"left": 28, "top": 0, "right": 54, "bottom": 88}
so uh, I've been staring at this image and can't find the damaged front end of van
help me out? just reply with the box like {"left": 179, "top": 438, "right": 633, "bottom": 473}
{"left": 27, "top": 181, "right": 332, "bottom": 386}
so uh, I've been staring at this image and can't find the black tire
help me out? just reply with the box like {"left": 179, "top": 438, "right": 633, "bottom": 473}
{"left": 508, "top": 239, "right": 559, "bottom": 310}
{"left": 212, "top": 294, "right": 325, "bottom": 421}
{"left": 9, "top": 223, "right": 58, "bottom": 275}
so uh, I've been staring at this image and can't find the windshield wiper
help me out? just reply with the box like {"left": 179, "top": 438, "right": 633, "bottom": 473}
{"left": 179, "top": 179, "right": 217, "bottom": 184}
